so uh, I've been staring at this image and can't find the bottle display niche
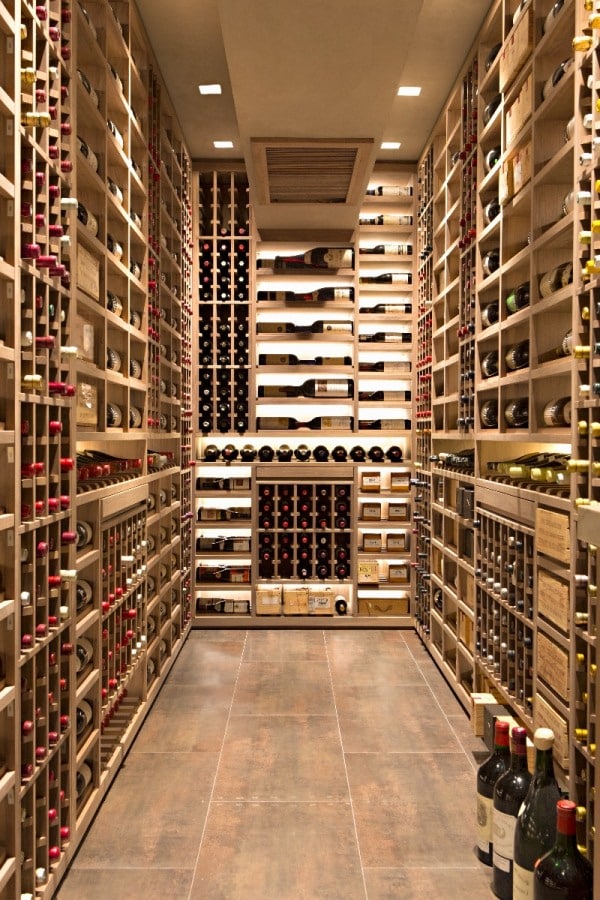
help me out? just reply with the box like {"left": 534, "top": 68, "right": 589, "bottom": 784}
{"left": 193, "top": 164, "right": 416, "bottom": 623}
{"left": 417, "top": 0, "right": 598, "bottom": 887}
{"left": 0, "top": 0, "right": 193, "bottom": 896}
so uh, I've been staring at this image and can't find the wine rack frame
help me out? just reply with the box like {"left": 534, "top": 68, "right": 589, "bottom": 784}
{"left": 416, "top": 0, "right": 599, "bottom": 884}
{"left": 0, "top": 0, "right": 194, "bottom": 895}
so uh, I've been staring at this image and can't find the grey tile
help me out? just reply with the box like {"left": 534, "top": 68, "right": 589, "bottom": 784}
{"left": 243, "top": 628, "right": 327, "bottom": 661}
{"left": 56, "top": 868, "right": 194, "bottom": 899}
{"left": 190, "top": 801, "right": 366, "bottom": 900}
{"left": 364, "top": 866, "right": 493, "bottom": 899}
{"left": 70, "top": 753, "right": 212, "bottom": 868}
{"left": 214, "top": 714, "right": 348, "bottom": 801}
{"left": 233, "top": 660, "right": 335, "bottom": 715}
{"left": 346, "top": 752, "right": 480, "bottom": 867}
{"left": 335, "top": 683, "right": 462, "bottom": 752}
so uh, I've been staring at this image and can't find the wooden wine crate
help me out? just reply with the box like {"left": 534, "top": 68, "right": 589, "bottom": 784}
{"left": 76, "top": 381, "right": 98, "bottom": 426}
{"left": 471, "top": 692, "right": 498, "bottom": 736}
{"left": 512, "top": 141, "right": 532, "bottom": 195}
{"left": 537, "top": 632, "right": 570, "bottom": 701}
{"left": 307, "top": 586, "right": 334, "bottom": 615}
{"left": 499, "top": 157, "right": 514, "bottom": 206}
{"left": 283, "top": 586, "right": 309, "bottom": 615}
{"left": 357, "top": 597, "right": 409, "bottom": 616}
{"left": 77, "top": 243, "right": 101, "bottom": 301}
{"left": 357, "top": 560, "right": 379, "bottom": 584}
{"left": 74, "top": 318, "right": 95, "bottom": 362}
{"left": 360, "top": 502, "right": 382, "bottom": 520}
{"left": 537, "top": 568, "right": 569, "bottom": 633}
{"left": 536, "top": 508, "right": 570, "bottom": 564}
{"left": 388, "top": 502, "right": 409, "bottom": 521}
{"left": 362, "top": 533, "right": 383, "bottom": 551}
{"left": 499, "top": 6, "right": 533, "bottom": 92}
{"left": 390, "top": 472, "right": 410, "bottom": 492}
{"left": 534, "top": 693, "right": 569, "bottom": 769}
{"left": 386, "top": 532, "right": 407, "bottom": 552}
{"left": 360, "top": 471, "right": 381, "bottom": 492}
{"left": 506, "top": 74, "right": 532, "bottom": 148}
{"left": 255, "top": 586, "right": 282, "bottom": 615}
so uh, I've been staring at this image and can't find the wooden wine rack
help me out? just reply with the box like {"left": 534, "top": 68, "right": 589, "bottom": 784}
{"left": 417, "top": 0, "right": 599, "bottom": 882}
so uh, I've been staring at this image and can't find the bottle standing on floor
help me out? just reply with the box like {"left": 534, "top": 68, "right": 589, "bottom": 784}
{"left": 476, "top": 719, "right": 511, "bottom": 865}
{"left": 492, "top": 725, "right": 532, "bottom": 899}
{"left": 512, "top": 727, "right": 561, "bottom": 898}
{"left": 533, "top": 800, "right": 593, "bottom": 898}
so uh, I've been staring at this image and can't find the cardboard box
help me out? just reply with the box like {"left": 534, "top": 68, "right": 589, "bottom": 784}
{"left": 537, "top": 632, "right": 570, "bottom": 700}
{"left": 357, "top": 597, "right": 409, "bottom": 616}
{"left": 283, "top": 585, "right": 309, "bottom": 615}
{"left": 308, "top": 586, "right": 334, "bottom": 615}
{"left": 77, "top": 243, "right": 101, "bottom": 300}
{"left": 512, "top": 142, "right": 532, "bottom": 195}
{"left": 499, "top": 6, "right": 533, "bottom": 92}
{"left": 536, "top": 507, "right": 570, "bottom": 564}
{"left": 506, "top": 74, "right": 532, "bottom": 148}
{"left": 255, "top": 586, "right": 281, "bottom": 615}
{"left": 76, "top": 381, "right": 98, "bottom": 426}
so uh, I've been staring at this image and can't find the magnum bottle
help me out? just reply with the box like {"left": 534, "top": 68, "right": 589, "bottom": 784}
{"left": 358, "top": 331, "right": 411, "bottom": 343}
{"left": 258, "top": 353, "right": 353, "bottom": 366}
{"left": 257, "top": 416, "right": 353, "bottom": 431}
{"left": 359, "top": 302, "right": 412, "bottom": 314}
{"left": 256, "top": 320, "right": 353, "bottom": 334}
{"left": 258, "top": 379, "right": 353, "bottom": 398}
{"left": 476, "top": 720, "right": 511, "bottom": 865}
{"left": 492, "top": 726, "right": 532, "bottom": 899}
{"left": 533, "top": 800, "right": 593, "bottom": 898}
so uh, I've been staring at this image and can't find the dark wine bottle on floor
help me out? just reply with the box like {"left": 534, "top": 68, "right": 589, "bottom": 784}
{"left": 476, "top": 720, "right": 511, "bottom": 865}
{"left": 533, "top": 800, "right": 593, "bottom": 898}
{"left": 493, "top": 726, "right": 532, "bottom": 899}
{"left": 513, "top": 727, "right": 561, "bottom": 898}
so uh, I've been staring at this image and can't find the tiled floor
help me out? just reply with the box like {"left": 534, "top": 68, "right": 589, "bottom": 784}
{"left": 56, "top": 629, "right": 496, "bottom": 899}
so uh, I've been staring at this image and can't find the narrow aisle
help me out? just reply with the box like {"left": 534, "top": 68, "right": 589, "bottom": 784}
{"left": 56, "top": 630, "right": 494, "bottom": 899}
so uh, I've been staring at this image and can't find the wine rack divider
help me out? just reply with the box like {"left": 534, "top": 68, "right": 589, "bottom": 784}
{"left": 417, "top": 0, "right": 598, "bottom": 882}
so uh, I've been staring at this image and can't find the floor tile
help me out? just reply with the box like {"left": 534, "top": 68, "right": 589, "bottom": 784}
{"left": 233, "top": 659, "right": 335, "bottom": 715}
{"left": 213, "top": 714, "right": 347, "bottom": 801}
{"left": 335, "top": 683, "right": 462, "bottom": 752}
{"left": 243, "top": 628, "right": 327, "bottom": 661}
{"left": 328, "top": 648, "right": 425, "bottom": 686}
{"left": 165, "top": 637, "right": 244, "bottom": 687}
{"left": 56, "top": 868, "right": 194, "bottom": 899}
{"left": 447, "top": 713, "right": 488, "bottom": 768}
{"left": 189, "top": 801, "right": 366, "bottom": 900}
{"left": 326, "top": 630, "right": 407, "bottom": 659}
{"left": 346, "top": 751, "right": 479, "bottom": 867}
{"left": 133, "top": 683, "right": 233, "bottom": 752}
{"left": 70, "top": 753, "right": 212, "bottom": 868}
{"left": 364, "top": 866, "right": 493, "bottom": 898}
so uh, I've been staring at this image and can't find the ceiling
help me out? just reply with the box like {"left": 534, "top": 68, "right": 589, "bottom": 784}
{"left": 137, "top": 0, "right": 494, "bottom": 236}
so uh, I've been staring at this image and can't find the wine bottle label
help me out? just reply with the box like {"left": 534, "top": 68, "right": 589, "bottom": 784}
{"left": 312, "top": 381, "right": 351, "bottom": 397}
{"left": 493, "top": 810, "right": 517, "bottom": 867}
{"left": 512, "top": 861, "right": 534, "bottom": 899}
{"left": 476, "top": 793, "right": 493, "bottom": 853}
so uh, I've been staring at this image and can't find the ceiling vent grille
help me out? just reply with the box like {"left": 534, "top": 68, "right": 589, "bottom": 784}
{"left": 251, "top": 138, "right": 373, "bottom": 205}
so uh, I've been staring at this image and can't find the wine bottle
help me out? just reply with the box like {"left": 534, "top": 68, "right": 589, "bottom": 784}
{"left": 477, "top": 721, "right": 511, "bottom": 865}
{"left": 366, "top": 185, "right": 413, "bottom": 197}
{"left": 513, "top": 728, "right": 561, "bottom": 898}
{"left": 257, "top": 288, "right": 354, "bottom": 302}
{"left": 359, "top": 243, "right": 413, "bottom": 255}
{"left": 358, "top": 389, "right": 411, "bottom": 402}
{"left": 256, "top": 320, "right": 353, "bottom": 334}
{"left": 77, "top": 202, "right": 98, "bottom": 237}
{"left": 505, "top": 341, "right": 529, "bottom": 371}
{"left": 257, "top": 416, "right": 353, "bottom": 430}
{"left": 359, "top": 302, "right": 412, "bottom": 314}
{"left": 258, "top": 379, "right": 353, "bottom": 398}
{"left": 358, "top": 331, "right": 411, "bottom": 343}
{"left": 533, "top": 800, "right": 593, "bottom": 898}
{"left": 359, "top": 418, "right": 411, "bottom": 430}
{"left": 481, "top": 301, "right": 499, "bottom": 327}
{"left": 506, "top": 283, "right": 530, "bottom": 314}
{"left": 358, "top": 360, "right": 411, "bottom": 372}
{"left": 539, "top": 262, "right": 572, "bottom": 298}
{"left": 505, "top": 398, "right": 529, "bottom": 428}
{"left": 359, "top": 214, "right": 413, "bottom": 226}
{"left": 268, "top": 247, "right": 354, "bottom": 271}
{"left": 538, "top": 330, "right": 572, "bottom": 363}
{"left": 359, "top": 272, "right": 412, "bottom": 284}
{"left": 492, "top": 726, "right": 532, "bottom": 899}
{"left": 258, "top": 353, "right": 352, "bottom": 366}
{"left": 482, "top": 249, "right": 500, "bottom": 276}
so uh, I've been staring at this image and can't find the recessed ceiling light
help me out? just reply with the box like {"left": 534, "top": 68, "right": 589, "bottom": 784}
{"left": 213, "top": 140, "right": 234, "bottom": 149}
{"left": 397, "top": 85, "right": 422, "bottom": 96}
{"left": 199, "top": 83, "right": 222, "bottom": 95}
{"left": 380, "top": 141, "right": 401, "bottom": 150}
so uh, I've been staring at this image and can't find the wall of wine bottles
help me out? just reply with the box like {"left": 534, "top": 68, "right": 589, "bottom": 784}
{"left": 0, "top": 0, "right": 193, "bottom": 895}
{"left": 417, "top": 0, "right": 599, "bottom": 885}
{"left": 193, "top": 164, "right": 416, "bottom": 622}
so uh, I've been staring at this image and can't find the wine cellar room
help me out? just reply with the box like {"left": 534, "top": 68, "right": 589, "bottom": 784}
{"left": 1, "top": 0, "right": 600, "bottom": 896}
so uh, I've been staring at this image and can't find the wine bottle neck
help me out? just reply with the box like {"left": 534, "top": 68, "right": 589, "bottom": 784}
{"left": 534, "top": 747, "right": 555, "bottom": 781}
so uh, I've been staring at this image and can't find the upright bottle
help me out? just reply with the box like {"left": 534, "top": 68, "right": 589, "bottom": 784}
{"left": 513, "top": 727, "right": 561, "bottom": 898}
{"left": 476, "top": 719, "right": 511, "bottom": 865}
{"left": 533, "top": 800, "right": 593, "bottom": 898}
{"left": 493, "top": 725, "right": 532, "bottom": 899}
